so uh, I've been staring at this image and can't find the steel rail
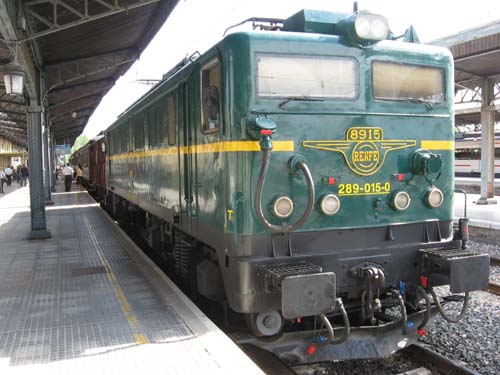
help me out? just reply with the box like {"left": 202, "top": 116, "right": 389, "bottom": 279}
{"left": 489, "top": 257, "right": 500, "bottom": 296}
{"left": 402, "top": 344, "right": 481, "bottom": 375}
{"left": 487, "top": 282, "right": 500, "bottom": 296}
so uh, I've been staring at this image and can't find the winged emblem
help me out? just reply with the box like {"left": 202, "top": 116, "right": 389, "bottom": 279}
{"left": 303, "top": 127, "right": 416, "bottom": 176}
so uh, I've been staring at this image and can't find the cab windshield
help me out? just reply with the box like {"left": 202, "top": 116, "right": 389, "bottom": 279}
{"left": 256, "top": 54, "right": 358, "bottom": 99}
{"left": 372, "top": 61, "right": 445, "bottom": 103}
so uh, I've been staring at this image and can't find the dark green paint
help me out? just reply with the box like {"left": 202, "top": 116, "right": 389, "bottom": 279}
{"left": 106, "top": 28, "right": 454, "bottom": 247}
{"left": 283, "top": 9, "right": 347, "bottom": 34}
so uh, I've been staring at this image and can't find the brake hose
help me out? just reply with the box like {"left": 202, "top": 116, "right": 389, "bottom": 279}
{"left": 415, "top": 285, "right": 432, "bottom": 330}
{"left": 254, "top": 138, "right": 315, "bottom": 233}
{"left": 331, "top": 298, "right": 351, "bottom": 344}
{"left": 318, "top": 298, "right": 351, "bottom": 345}
{"left": 319, "top": 313, "right": 334, "bottom": 343}
{"left": 395, "top": 290, "right": 408, "bottom": 335}
{"left": 429, "top": 287, "right": 470, "bottom": 323}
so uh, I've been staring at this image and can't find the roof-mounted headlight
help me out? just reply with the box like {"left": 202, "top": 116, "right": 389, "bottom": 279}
{"left": 335, "top": 11, "right": 389, "bottom": 44}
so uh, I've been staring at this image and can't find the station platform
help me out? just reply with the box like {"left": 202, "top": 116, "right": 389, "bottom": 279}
{"left": 0, "top": 183, "right": 263, "bottom": 374}
{"left": 454, "top": 192, "right": 500, "bottom": 230}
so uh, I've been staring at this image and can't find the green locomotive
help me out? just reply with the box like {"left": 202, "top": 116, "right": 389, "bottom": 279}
{"left": 102, "top": 8, "right": 489, "bottom": 362}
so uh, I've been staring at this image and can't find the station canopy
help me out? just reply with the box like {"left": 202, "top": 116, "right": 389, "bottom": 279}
{"left": 432, "top": 20, "right": 500, "bottom": 126}
{"left": 0, "top": 0, "right": 179, "bottom": 147}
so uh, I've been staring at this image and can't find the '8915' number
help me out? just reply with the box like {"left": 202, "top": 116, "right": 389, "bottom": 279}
{"left": 338, "top": 182, "right": 391, "bottom": 196}
{"left": 346, "top": 127, "right": 382, "bottom": 141}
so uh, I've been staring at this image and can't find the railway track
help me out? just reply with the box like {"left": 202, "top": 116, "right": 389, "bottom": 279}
{"left": 402, "top": 344, "right": 481, "bottom": 375}
{"left": 489, "top": 256, "right": 500, "bottom": 296}
{"left": 241, "top": 343, "right": 483, "bottom": 375}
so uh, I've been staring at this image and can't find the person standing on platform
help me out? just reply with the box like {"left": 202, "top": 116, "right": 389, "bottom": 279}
{"left": 20, "top": 165, "right": 29, "bottom": 187}
{"left": 0, "top": 168, "right": 6, "bottom": 193}
{"left": 63, "top": 163, "right": 74, "bottom": 192}
{"left": 4, "top": 166, "right": 12, "bottom": 186}
{"left": 76, "top": 164, "right": 83, "bottom": 186}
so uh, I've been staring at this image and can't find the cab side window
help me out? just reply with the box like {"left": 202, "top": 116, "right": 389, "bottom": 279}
{"left": 201, "top": 60, "right": 221, "bottom": 133}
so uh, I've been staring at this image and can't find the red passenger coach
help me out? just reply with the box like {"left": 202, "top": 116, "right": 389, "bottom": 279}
{"left": 70, "top": 133, "right": 107, "bottom": 197}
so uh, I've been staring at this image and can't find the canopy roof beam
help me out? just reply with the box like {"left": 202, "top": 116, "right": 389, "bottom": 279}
{"left": 24, "top": 0, "right": 160, "bottom": 41}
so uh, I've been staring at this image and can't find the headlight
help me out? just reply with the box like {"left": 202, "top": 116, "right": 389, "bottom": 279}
{"left": 335, "top": 11, "right": 390, "bottom": 43}
{"left": 320, "top": 194, "right": 340, "bottom": 216}
{"left": 272, "top": 196, "right": 294, "bottom": 218}
{"left": 425, "top": 188, "right": 444, "bottom": 208}
{"left": 351, "top": 12, "right": 389, "bottom": 41}
{"left": 390, "top": 191, "right": 411, "bottom": 211}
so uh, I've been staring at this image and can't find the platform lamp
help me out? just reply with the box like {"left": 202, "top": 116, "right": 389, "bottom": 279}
{"left": 1, "top": 44, "right": 25, "bottom": 96}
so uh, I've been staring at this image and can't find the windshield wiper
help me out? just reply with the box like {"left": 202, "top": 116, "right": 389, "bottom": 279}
{"left": 399, "top": 97, "right": 436, "bottom": 111}
{"left": 279, "top": 96, "right": 324, "bottom": 110}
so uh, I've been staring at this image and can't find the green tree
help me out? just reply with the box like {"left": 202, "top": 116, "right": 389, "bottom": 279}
{"left": 71, "top": 135, "right": 89, "bottom": 153}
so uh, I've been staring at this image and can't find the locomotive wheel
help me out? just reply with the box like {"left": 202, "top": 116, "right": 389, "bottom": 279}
{"left": 247, "top": 310, "right": 284, "bottom": 338}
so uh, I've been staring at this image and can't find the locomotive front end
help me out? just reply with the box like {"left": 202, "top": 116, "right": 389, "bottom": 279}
{"left": 222, "top": 9, "right": 490, "bottom": 362}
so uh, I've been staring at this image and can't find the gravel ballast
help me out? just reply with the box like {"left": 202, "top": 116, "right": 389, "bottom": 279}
{"left": 420, "top": 289, "right": 500, "bottom": 375}
{"left": 419, "top": 240, "right": 500, "bottom": 375}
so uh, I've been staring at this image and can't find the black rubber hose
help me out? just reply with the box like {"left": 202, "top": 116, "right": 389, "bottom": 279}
{"left": 429, "top": 287, "right": 470, "bottom": 323}
{"left": 287, "top": 160, "right": 315, "bottom": 232}
{"left": 255, "top": 149, "right": 281, "bottom": 233}
{"left": 395, "top": 291, "right": 408, "bottom": 335}
{"left": 415, "top": 285, "right": 432, "bottom": 330}
{"left": 255, "top": 149, "right": 315, "bottom": 233}
{"left": 330, "top": 298, "right": 350, "bottom": 345}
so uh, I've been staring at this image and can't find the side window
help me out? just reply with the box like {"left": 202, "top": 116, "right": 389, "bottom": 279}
{"left": 167, "top": 95, "right": 176, "bottom": 145}
{"left": 112, "top": 131, "right": 118, "bottom": 154}
{"left": 201, "top": 59, "right": 221, "bottom": 133}
{"left": 159, "top": 106, "right": 166, "bottom": 146}
{"left": 148, "top": 107, "right": 161, "bottom": 148}
{"left": 120, "top": 126, "right": 128, "bottom": 153}
{"left": 147, "top": 110, "right": 154, "bottom": 148}
{"left": 134, "top": 115, "right": 144, "bottom": 150}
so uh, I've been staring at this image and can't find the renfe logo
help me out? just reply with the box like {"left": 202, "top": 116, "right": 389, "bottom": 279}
{"left": 303, "top": 127, "right": 416, "bottom": 176}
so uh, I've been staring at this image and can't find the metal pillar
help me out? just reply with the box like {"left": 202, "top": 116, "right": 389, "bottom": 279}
{"left": 43, "top": 123, "right": 53, "bottom": 205}
{"left": 477, "top": 78, "right": 497, "bottom": 205}
{"left": 50, "top": 132, "right": 56, "bottom": 192}
{"left": 27, "top": 106, "right": 51, "bottom": 239}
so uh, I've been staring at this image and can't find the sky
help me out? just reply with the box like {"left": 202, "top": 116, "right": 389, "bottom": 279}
{"left": 81, "top": 0, "right": 500, "bottom": 140}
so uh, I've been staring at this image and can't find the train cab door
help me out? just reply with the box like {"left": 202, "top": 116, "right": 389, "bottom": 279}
{"left": 178, "top": 82, "right": 195, "bottom": 228}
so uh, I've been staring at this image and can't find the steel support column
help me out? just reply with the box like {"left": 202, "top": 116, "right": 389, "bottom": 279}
{"left": 50, "top": 131, "right": 56, "bottom": 192}
{"left": 43, "top": 123, "right": 53, "bottom": 204}
{"left": 477, "top": 78, "right": 497, "bottom": 205}
{"left": 27, "top": 106, "right": 51, "bottom": 239}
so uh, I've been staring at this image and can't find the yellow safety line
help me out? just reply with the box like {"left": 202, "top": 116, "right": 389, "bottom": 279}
{"left": 421, "top": 140, "right": 454, "bottom": 150}
{"left": 109, "top": 140, "right": 295, "bottom": 160}
{"left": 78, "top": 193, "right": 149, "bottom": 345}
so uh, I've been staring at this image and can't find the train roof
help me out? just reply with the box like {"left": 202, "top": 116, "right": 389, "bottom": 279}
{"left": 105, "top": 9, "right": 453, "bottom": 133}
